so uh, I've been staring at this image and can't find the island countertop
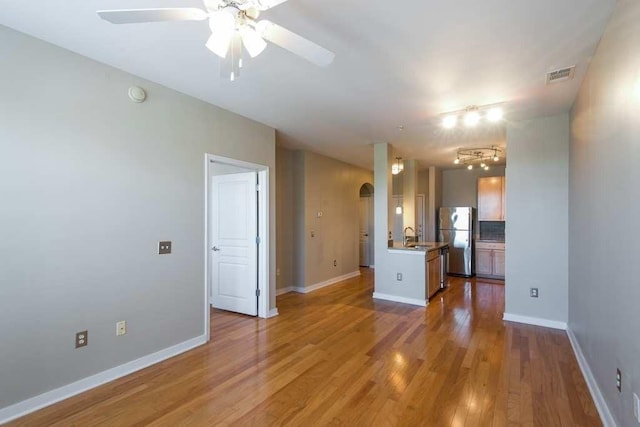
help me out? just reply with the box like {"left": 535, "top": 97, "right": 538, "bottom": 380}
{"left": 387, "top": 241, "right": 448, "bottom": 254}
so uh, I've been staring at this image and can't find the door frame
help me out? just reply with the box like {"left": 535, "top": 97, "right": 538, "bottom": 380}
{"left": 204, "top": 154, "right": 270, "bottom": 337}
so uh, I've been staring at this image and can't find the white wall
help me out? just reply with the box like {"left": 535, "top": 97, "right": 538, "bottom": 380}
{"left": 505, "top": 114, "right": 569, "bottom": 326}
{"left": 0, "top": 26, "right": 275, "bottom": 411}
{"left": 570, "top": 0, "right": 640, "bottom": 424}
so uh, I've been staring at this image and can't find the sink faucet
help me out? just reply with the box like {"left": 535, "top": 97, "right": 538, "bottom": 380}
{"left": 403, "top": 226, "right": 416, "bottom": 247}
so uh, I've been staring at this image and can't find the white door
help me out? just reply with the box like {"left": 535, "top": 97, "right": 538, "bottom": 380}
{"left": 359, "top": 196, "right": 373, "bottom": 266}
{"left": 210, "top": 172, "right": 258, "bottom": 316}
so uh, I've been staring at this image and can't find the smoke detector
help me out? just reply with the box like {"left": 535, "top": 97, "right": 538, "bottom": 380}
{"left": 546, "top": 66, "right": 576, "bottom": 84}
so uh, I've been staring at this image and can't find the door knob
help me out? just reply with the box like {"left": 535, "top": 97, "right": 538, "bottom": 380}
{"left": 212, "top": 246, "right": 220, "bottom": 251}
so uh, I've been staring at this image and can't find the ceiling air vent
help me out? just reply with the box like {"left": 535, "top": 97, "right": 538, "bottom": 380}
{"left": 546, "top": 66, "right": 576, "bottom": 84}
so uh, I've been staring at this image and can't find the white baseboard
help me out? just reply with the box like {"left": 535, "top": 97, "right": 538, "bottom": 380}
{"left": 372, "top": 292, "right": 427, "bottom": 307}
{"left": 267, "top": 308, "right": 279, "bottom": 318}
{"left": 276, "top": 286, "right": 295, "bottom": 296}
{"left": 0, "top": 334, "right": 208, "bottom": 425}
{"left": 293, "top": 270, "right": 361, "bottom": 294}
{"left": 567, "top": 329, "right": 617, "bottom": 427}
{"left": 503, "top": 313, "right": 567, "bottom": 330}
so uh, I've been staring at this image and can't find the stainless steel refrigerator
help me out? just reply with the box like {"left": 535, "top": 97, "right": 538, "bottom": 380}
{"left": 438, "top": 207, "right": 474, "bottom": 277}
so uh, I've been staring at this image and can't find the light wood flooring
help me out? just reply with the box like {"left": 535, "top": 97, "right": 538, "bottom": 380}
{"left": 8, "top": 269, "right": 601, "bottom": 426}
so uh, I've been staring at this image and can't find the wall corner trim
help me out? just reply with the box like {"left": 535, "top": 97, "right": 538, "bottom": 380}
{"left": 0, "top": 334, "right": 208, "bottom": 425}
{"left": 276, "top": 286, "right": 295, "bottom": 296}
{"left": 567, "top": 328, "right": 617, "bottom": 427}
{"left": 267, "top": 308, "right": 279, "bottom": 318}
{"left": 293, "top": 270, "right": 361, "bottom": 294}
{"left": 372, "top": 292, "right": 428, "bottom": 307}
{"left": 503, "top": 313, "right": 567, "bottom": 330}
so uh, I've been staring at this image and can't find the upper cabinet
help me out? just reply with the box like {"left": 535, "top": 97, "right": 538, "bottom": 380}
{"left": 478, "top": 176, "right": 506, "bottom": 221}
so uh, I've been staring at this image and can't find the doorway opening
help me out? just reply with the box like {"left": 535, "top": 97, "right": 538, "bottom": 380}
{"left": 204, "top": 154, "right": 270, "bottom": 338}
{"left": 359, "top": 183, "right": 374, "bottom": 267}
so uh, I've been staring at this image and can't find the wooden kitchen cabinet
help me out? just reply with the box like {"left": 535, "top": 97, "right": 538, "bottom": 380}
{"left": 476, "top": 242, "right": 505, "bottom": 279}
{"left": 427, "top": 250, "right": 441, "bottom": 298}
{"left": 476, "top": 248, "right": 493, "bottom": 276}
{"left": 492, "top": 250, "right": 505, "bottom": 277}
{"left": 478, "top": 176, "right": 506, "bottom": 221}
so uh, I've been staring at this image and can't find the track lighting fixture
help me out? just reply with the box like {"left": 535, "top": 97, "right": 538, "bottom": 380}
{"left": 454, "top": 146, "right": 503, "bottom": 171}
{"left": 440, "top": 104, "right": 505, "bottom": 129}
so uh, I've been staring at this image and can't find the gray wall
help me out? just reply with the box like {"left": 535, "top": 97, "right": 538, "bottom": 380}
{"left": 442, "top": 165, "right": 506, "bottom": 237}
{"left": 0, "top": 26, "right": 275, "bottom": 410}
{"left": 442, "top": 165, "right": 506, "bottom": 208}
{"left": 505, "top": 114, "right": 569, "bottom": 324}
{"left": 426, "top": 167, "right": 443, "bottom": 241}
{"left": 275, "top": 146, "right": 294, "bottom": 290}
{"left": 373, "top": 144, "right": 428, "bottom": 303}
{"left": 278, "top": 149, "right": 373, "bottom": 289}
{"left": 570, "top": 0, "right": 640, "bottom": 424}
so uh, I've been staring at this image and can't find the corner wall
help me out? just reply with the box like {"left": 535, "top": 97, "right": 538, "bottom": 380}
{"left": 505, "top": 114, "right": 569, "bottom": 327}
{"left": 570, "top": 0, "right": 640, "bottom": 424}
{"left": 0, "top": 26, "right": 275, "bottom": 413}
{"left": 277, "top": 149, "right": 373, "bottom": 291}
{"left": 276, "top": 146, "right": 294, "bottom": 291}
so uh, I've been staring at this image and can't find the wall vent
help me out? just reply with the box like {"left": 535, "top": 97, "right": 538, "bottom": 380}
{"left": 546, "top": 66, "right": 576, "bottom": 84}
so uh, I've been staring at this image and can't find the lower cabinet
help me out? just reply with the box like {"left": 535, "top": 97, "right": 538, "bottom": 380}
{"left": 492, "top": 250, "right": 505, "bottom": 277}
{"left": 427, "top": 250, "right": 441, "bottom": 298}
{"left": 476, "top": 242, "right": 505, "bottom": 279}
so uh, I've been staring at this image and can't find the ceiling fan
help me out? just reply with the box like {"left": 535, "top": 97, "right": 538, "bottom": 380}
{"left": 97, "top": 0, "right": 335, "bottom": 81}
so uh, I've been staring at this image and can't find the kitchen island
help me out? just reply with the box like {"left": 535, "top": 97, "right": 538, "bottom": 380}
{"left": 372, "top": 241, "right": 448, "bottom": 306}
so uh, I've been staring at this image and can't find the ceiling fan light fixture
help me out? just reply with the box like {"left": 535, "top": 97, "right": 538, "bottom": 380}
{"left": 206, "top": 10, "right": 237, "bottom": 58}
{"left": 241, "top": 26, "right": 267, "bottom": 58}
{"left": 206, "top": 33, "right": 231, "bottom": 58}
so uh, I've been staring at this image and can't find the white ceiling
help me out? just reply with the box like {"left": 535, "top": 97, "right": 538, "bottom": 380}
{"left": 0, "top": 0, "right": 615, "bottom": 170}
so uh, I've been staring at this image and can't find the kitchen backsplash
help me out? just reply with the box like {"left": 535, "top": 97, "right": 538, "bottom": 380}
{"left": 479, "top": 221, "right": 505, "bottom": 241}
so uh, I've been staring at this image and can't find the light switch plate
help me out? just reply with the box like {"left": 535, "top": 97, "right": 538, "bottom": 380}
{"left": 116, "top": 321, "right": 126, "bottom": 336}
{"left": 158, "top": 241, "right": 172, "bottom": 254}
{"left": 633, "top": 392, "right": 639, "bottom": 422}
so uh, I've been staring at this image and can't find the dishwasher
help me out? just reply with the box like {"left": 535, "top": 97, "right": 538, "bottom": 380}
{"left": 439, "top": 245, "right": 449, "bottom": 289}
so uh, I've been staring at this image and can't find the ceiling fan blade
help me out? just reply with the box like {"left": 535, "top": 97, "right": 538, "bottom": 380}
{"left": 97, "top": 8, "right": 208, "bottom": 24}
{"left": 203, "top": 0, "right": 224, "bottom": 12}
{"left": 255, "top": 20, "right": 335, "bottom": 67}
{"left": 252, "top": 0, "right": 291, "bottom": 10}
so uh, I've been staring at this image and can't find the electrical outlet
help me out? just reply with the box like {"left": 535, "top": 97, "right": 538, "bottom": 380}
{"left": 333, "top": 259, "right": 337, "bottom": 267}
{"left": 633, "top": 393, "right": 640, "bottom": 423}
{"left": 75, "top": 330, "right": 88, "bottom": 348}
{"left": 158, "top": 241, "right": 172, "bottom": 254}
{"left": 530, "top": 288, "right": 539, "bottom": 298}
{"left": 116, "top": 321, "right": 126, "bottom": 336}
{"left": 616, "top": 368, "right": 622, "bottom": 392}
{"left": 397, "top": 273, "right": 403, "bottom": 281}
{"left": 276, "top": 268, "right": 280, "bottom": 276}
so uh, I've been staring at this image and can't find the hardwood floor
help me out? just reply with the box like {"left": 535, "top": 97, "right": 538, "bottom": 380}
{"left": 8, "top": 269, "right": 601, "bottom": 426}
